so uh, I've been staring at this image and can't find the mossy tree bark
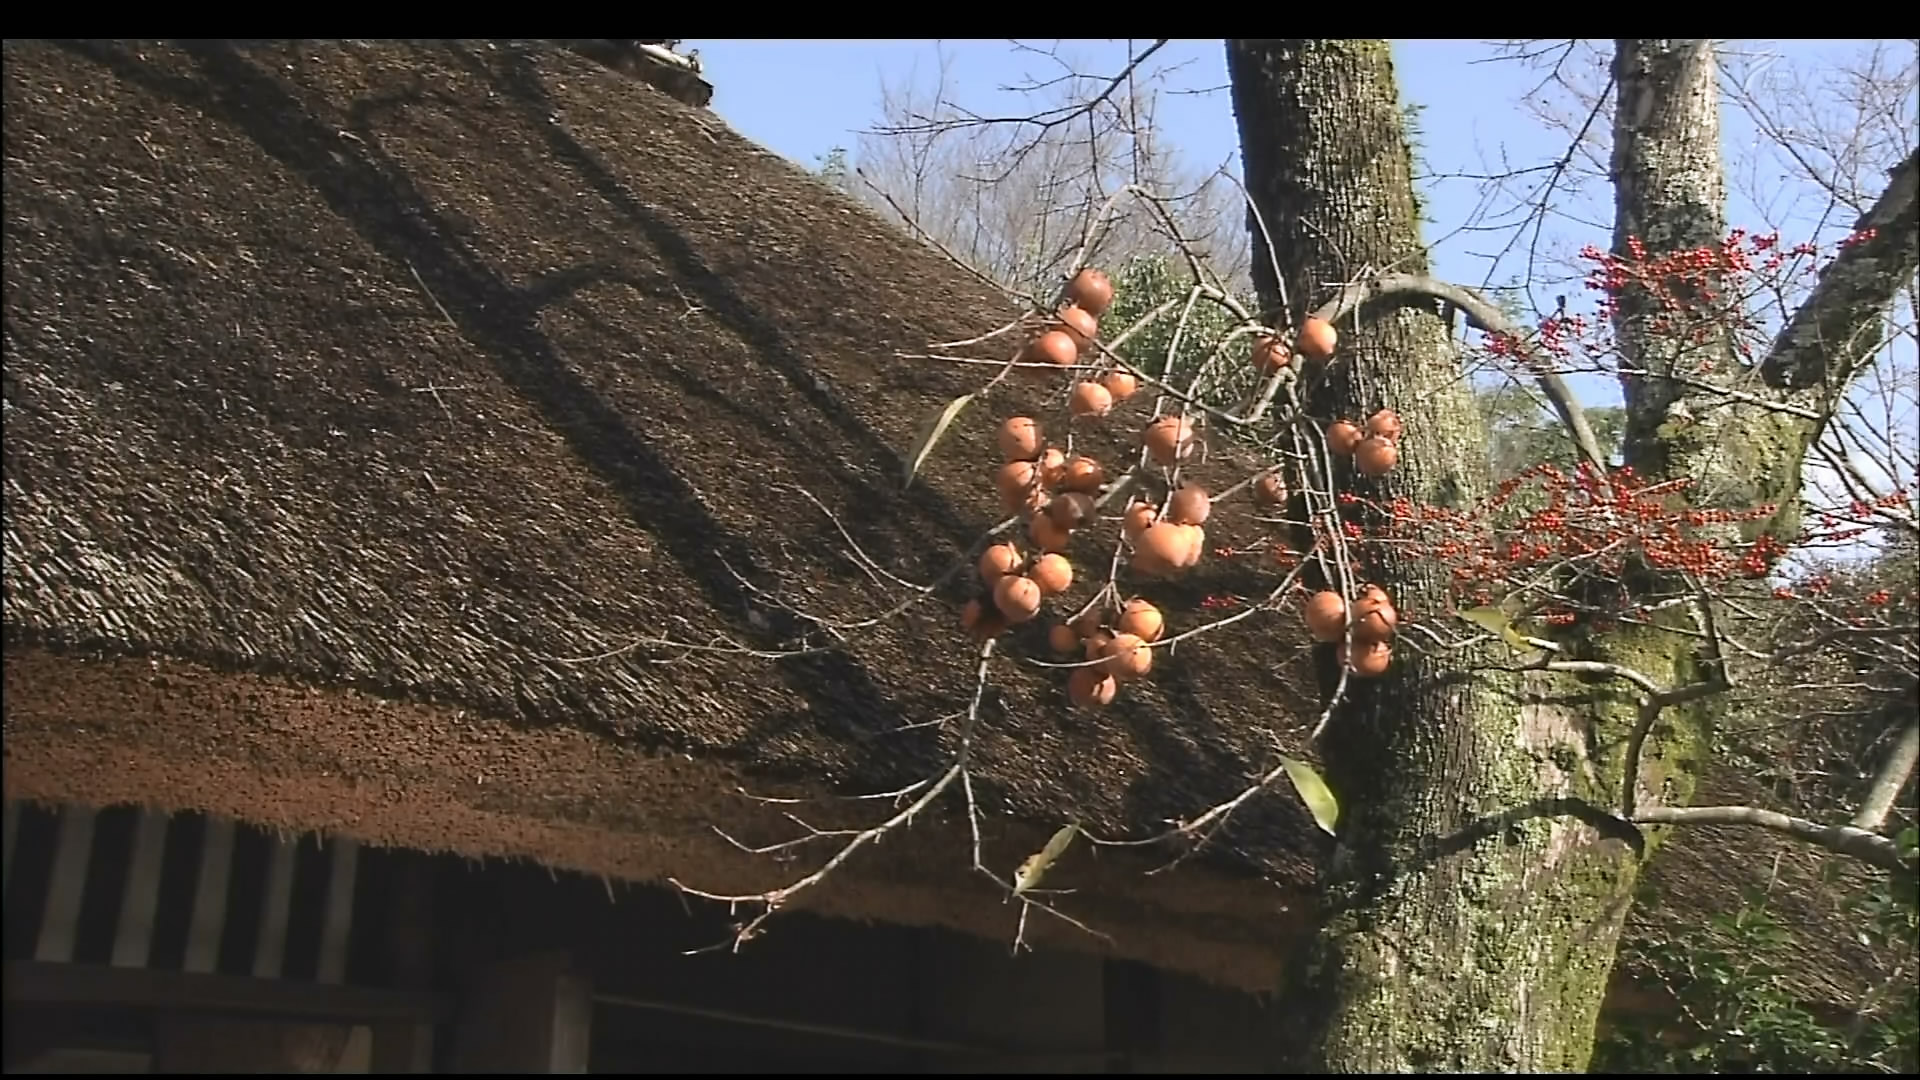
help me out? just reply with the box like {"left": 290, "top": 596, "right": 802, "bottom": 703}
{"left": 1225, "top": 38, "right": 1920, "bottom": 1072}
{"left": 1228, "top": 40, "right": 1646, "bottom": 1071}
{"left": 1224, "top": 38, "right": 1624, "bottom": 1073}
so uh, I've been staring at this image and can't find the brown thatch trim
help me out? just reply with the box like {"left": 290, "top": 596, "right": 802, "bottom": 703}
{"left": 3, "top": 648, "right": 1303, "bottom": 992}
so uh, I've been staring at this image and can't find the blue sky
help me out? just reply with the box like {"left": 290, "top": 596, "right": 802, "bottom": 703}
{"left": 689, "top": 40, "right": 1867, "bottom": 297}
{"left": 687, "top": 40, "right": 1917, "bottom": 525}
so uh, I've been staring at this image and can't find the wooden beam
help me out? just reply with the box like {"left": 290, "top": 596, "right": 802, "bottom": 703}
{"left": 152, "top": 1017, "right": 365, "bottom": 1073}
{"left": 370, "top": 1020, "right": 436, "bottom": 1074}
{"left": 110, "top": 809, "right": 169, "bottom": 968}
{"left": 4, "top": 960, "right": 451, "bottom": 1023}
{"left": 316, "top": 836, "right": 359, "bottom": 985}
{"left": 7, "top": 1048, "right": 154, "bottom": 1073}
{"left": 448, "top": 951, "right": 592, "bottom": 1073}
{"left": 251, "top": 834, "right": 298, "bottom": 978}
{"left": 34, "top": 805, "right": 95, "bottom": 963}
{"left": 182, "top": 816, "right": 235, "bottom": 974}
{"left": 2, "top": 800, "right": 19, "bottom": 890}
{"left": 371, "top": 853, "right": 437, "bottom": 1073}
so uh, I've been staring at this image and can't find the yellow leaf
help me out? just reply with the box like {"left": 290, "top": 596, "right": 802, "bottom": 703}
{"left": 903, "top": 393, "right": 974, "bottom": 489}
{"left": 1459, "top": 605, "right": 1533, "bottom": 652}
{"left": 1012, "top": 823, "right": 1078, "bottom": 894}
{"left": 1279, "top": 756, "right": 1340, "bottom": 836}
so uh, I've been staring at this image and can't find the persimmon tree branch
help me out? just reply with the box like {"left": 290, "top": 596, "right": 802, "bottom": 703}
{"left": 1760, "top": 147, "right": 1920, "bottom": 393}
{"left": 670, "top": 640, "right": 996, "bottom": 949}
{"left": 1305, "top": 271, "right": 1611, "bottom": 473}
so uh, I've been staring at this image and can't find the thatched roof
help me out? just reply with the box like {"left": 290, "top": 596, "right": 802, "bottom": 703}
{"left": 2, "top": 39, "right": 1324, "bottom": 987}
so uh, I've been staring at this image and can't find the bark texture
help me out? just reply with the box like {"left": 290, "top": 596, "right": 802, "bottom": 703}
{"left": 1228, "top": 40, "right": 1652, "bottom": 1072}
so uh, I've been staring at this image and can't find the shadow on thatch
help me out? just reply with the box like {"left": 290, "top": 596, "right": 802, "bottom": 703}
{"left": 44, "top": 39, "right": 963, "bottom": 781}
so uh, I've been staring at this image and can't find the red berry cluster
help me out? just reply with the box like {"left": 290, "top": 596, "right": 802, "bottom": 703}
{"left": 1569, "top": 228, "right": 1870, "bottom": 365}
{"left": 1483, "top": 308, "right": 1591, "bottom": 363}
{"left": 1330, "top": 461, "right": 1808, "bottom": 612}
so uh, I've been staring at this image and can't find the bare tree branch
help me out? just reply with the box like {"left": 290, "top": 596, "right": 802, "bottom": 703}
{"left": 1633, "top": 804, "right": 1916, "bottom": 882}
{"left": 868, "top": 40, "right": 1170, "bottom": 142}
{"left": 1853, "top": 717, "right": 1920, "bottom": 832}
{"left": 1309, "top": 271, "right": 1611, "bottom": 472}
{"left": 1761, "top": 147, "right": 1920, "bottom": 391}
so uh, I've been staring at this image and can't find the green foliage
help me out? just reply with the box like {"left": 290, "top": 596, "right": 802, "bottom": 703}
{"left": 1594, "top": 878, "right": 1918, "bottom": 1074}
{"left": 814, "top": 145, "right": 851, "bottom": 192}
{"left": 1101, "top": 255, "right": 1259, "bottom": 414}
{"left": 1476, "top": 383, "right": 1627, "bottom": 484}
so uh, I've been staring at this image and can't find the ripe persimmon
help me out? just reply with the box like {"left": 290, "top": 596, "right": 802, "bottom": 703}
{"left": 1144, "top": 415, "right": 1197, "bottom": 467}
{"left": 1065, "top": 268, "right": 1115, "bottom": 317}
{"left": 1339, "top": 640, "right": 1393, "bottom": 677}
{"left": 1116, "top": 598, "right": 1164, "bottom": 642}
{"left": 1304, "top": 589, "right": 1347, "bottom": 642}
{"left": 1062, "top": 455, "right": 1105, "bottom": 493}
{"left": 1353, "top": 584, "right": 1398, "bottom": 641}
{"left": 1366, "top": 408, "right": 1403, "bottom": 441}
{"left": 997, "top": 417, "right": 1041, "bottom": 461}
{"left": 1101, "top": 633, "right": 1153, "bottom": 680}
{"left": 1024, "top": 329, "right": 1079, "bottom": 367}
{"left": 1057, "top": 304, "right": 1098, "bottom": 349}
{"left": 978, "top": 543, "right": 1021, "bottom": 584}
{"left": 1101, "top": 369, "right": 1138, "bottom": 401}
{"left": 1297, "top": 317, "right": 1337, "bottom": 361}
{"left": 1167, "top": 485, "right": 1211, "bottom": 526}
{"left": 1252, "top": 335, "right": 1290, "bottom": 375}
{"left": 1355, "top": 436, "right": 1398, "bottom": 477}
{"left": 1327, "top": 421, "right": 1365, "bottom": 456}
{"left": 1047, "top": 622, "right": 1080, "bottom": 656}
{"left": 1123, "top": 501, "right": 1158, "bottom": 541}
{"left": 1047, "top": 491, "right": 1096, "bottom": 532}
{"left": 1068, "top": 665, "right": 1118, "bottom": 707}
{"left": 1070, "top": 381, "right": 1114, "bottom": 418}
{"left": 1031, "top": 553, "right": 1073, "bottom": 596}
{"left": 993, "top": 575, "right": 1043, "bottom": 623}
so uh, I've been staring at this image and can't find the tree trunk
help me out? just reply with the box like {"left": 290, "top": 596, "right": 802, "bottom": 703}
{"left": 1227, "top": 40, "right": 1658, "bottom": 1072}
{"left": 1609, "top": 40, "right": 1806, "bottom": 537}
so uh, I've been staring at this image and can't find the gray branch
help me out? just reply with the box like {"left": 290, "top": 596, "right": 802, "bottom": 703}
{"left": 1312, "top": 273, "right": 1611, "bottom": 475}
{"left": 1634, "top": 805, "right": 1917, "bottom": 883}
{"left": 1760, "top": 148, "right": 1920, "bottom": 392}
{"left": 1852, "top": 717, "right": 1920, "bottom": 833}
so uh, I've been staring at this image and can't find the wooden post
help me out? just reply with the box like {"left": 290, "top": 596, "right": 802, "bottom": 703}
{"left": 182, "top": 817, "right": 236, "bottom": 974}
{"left": 2, "top": 800, "right": 20, "bottom": 890}
{"left": 252, "top": 834, "right": 299, "bottom": 978}
{"left": 448, "top": 950, "right": 591, "bottom": 1073}
{"left": 371, "top": 853, "right": 437, "bottom": 1073}
{"left": 110, "top": 809, "right": 170, "bottom": 968}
